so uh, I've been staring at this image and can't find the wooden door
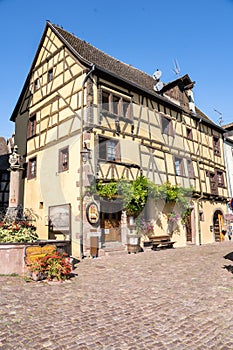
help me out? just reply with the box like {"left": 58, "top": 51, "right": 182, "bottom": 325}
{"left": 213, "top": 210, "right": 225, "bottom": 242}
{"left": 101, "top": 211, "right": 121, "bottom": 242}
{"left": 185, "top": 214, "right": 192, "bottom": 242}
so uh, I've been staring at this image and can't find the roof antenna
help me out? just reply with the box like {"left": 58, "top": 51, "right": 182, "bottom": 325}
{"left": 214, "top": 109, "right": 223, "bottom": 126}
{"left": 172, "top": 59, "right": 180, "bottom": 76}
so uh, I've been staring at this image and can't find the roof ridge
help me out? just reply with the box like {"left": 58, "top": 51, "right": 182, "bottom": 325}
{"left": 52, "top": 23, "right": 155, "bottom": 81}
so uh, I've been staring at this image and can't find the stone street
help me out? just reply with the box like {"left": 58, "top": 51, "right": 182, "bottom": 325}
{"left": 1, "top": 242, "right": 233, "bottom": 349}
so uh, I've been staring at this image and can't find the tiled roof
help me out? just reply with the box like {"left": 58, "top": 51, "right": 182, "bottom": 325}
{"left": 52, "top": 24, "right": 157, "bottom": 94}
{"left": 0, "top": 137, "right": 8, "bottom": 156}
{"left": 222, "top": 122, "right": 233, "bottom": 130}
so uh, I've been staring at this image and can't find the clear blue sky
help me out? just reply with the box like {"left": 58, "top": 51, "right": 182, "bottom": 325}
{"left": 1, "top": 0, "right": 233, "bottom": 140}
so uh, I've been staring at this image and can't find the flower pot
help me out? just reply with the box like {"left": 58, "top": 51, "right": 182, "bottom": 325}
{"left": 31, "top": 272, "right": 44, "bottom": 281}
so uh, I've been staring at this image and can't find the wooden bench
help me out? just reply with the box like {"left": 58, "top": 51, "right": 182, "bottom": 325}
{"left": 150, "top": 235, "right": 176, "bottom": 250}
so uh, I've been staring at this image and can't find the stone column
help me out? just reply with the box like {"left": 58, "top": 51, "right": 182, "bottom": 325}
{"left": 7, "top": 146, "right": 24, "bottom": 219}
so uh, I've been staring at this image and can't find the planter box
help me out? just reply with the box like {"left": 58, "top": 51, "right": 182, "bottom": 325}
{"left": 0, "top": 240, "right": 71, "bottom": 276}
{"left": 0, "top": 244, "right": 26, "bottom": 275}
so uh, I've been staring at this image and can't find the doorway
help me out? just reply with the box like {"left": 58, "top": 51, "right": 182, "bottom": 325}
{"left": 213, "top": 210, "right": 225, "bottom": 242}
{"left": 100, "top": 211, "right": 121, "bottom": 242}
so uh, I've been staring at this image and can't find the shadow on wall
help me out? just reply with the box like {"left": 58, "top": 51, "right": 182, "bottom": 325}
{"left": 223, "top": 252, "right": 233, "bottom": 273}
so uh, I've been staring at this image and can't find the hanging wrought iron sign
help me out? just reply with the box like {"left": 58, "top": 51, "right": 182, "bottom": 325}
{"left": 86, "top": 202, "right": 100, "bottom": 226}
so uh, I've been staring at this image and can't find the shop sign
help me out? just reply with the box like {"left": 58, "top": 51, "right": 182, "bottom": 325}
{"left": 86, "top": 202, "right": 99, "bottom": 226}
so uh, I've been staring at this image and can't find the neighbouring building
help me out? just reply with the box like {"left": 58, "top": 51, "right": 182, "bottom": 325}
{"left": 10, "top": 21, "right": 229, "bottom": 258}
{"left": 222, "top": 123, "right": 233, "bottom": 228}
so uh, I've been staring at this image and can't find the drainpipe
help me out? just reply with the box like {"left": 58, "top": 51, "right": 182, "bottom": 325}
{"left": 196, "top": 118, "right": 204, "bottom": 245}
{"left": 80, "top": 64, "right": 95, "bottom": 258}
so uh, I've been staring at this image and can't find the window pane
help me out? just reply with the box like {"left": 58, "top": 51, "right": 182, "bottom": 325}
{"left": 112, "top": 95, "right": 120, "bottom": 115}
{"left": 162, "top": 117, "right": 170, "bottom": 134}
{"left": 102, "top": 92, "right": 110, "bottom": 111}
{"left": 107, "top": 141, "right": 116, "bottom": 161}
{"left": 48, "top": 69, "right": 53, "bottom": 82}
{"left": 122, "top": 100, "right": 130, "bottom": 118}
{"left": 59, "top": 147, "right": 69, "bottom": 172}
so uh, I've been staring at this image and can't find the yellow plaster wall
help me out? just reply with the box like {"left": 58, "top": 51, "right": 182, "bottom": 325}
{"left": 24, "top": 133, "right": 82, "bottom": 242}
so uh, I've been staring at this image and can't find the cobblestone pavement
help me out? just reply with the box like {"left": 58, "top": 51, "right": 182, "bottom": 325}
{"left": 1, "top": 242, "right": 233, "bottom": 349}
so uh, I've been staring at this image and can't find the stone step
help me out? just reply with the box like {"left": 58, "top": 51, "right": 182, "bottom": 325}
{"left": 99, "top": 244, "right": 128, "bottom": 256}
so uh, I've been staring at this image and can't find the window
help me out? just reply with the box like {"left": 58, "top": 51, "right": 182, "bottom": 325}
{"left": 216, "top": 170, "right": 224, "bottom": 187}
{"left": 186, "top": 127, "right": 193, "bottom": 140}
{"left": 174, "top": 157, "right": 184, "bottom": 176}
{"left": 122, "top": 99, "right": 131, "bottom": 118}
{"left": 27, "top": 115, "right": 36, "bottom": 138}
{"left": 213, "top": 136, "right": 220, "bottom": 156}
{"left": 0, "top": 171, "right": 9, "bottom": 208}
{"left": 187, "top": 159, "right": 195, "bottom": 178}
{"left": 99, "top": 137, "right": 120, "bottom": 161}
{"left": 28, "top": 157, "right": 37, "bottom": 179}
{"left": 101, "top": 90, "right": 131, "bottom": 119}
{"left": 161, "top": 116, "right": 173, "bottom": 136}
{"left": 112, "top": 95, "right": 120, "bottom": 115}
{"left": 34, "top": 79, "right": 39, "bottom": 92}
{"left": 102, "top": 91, "right": 110, "bottom": 111}
{"left": 207, "top": 171, "right": 218, "bottom": 195}
{"left": 199, "top": 211, "right": 204, "bottom": 221}
{"left": 48, "top": 69, "right": 53, "bottom": 82}
{"left": 59, "top": 147, "right": 69, "bottom": 172}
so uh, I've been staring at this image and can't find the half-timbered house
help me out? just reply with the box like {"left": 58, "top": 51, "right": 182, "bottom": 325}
{"left": 10, "top": 22, "right": 229, "bottom": 257}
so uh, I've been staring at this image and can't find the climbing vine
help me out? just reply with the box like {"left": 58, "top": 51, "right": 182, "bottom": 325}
{"left": 91, "top": 176, "right": 193, "bottom": 218}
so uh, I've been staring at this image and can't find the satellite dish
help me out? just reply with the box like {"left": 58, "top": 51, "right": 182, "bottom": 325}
{"left": 153, "top": 81, "right": 163, "bottom": 92}
{"left": 153, "top": 69, "right": 162, "bottom": 80}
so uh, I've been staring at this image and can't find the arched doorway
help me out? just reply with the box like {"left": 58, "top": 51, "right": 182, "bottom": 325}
{"left": 213, "top": 210, "right": 226, "bottom": 242}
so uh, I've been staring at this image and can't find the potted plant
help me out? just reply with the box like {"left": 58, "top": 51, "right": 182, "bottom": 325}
{"left": 0, "top": 220, "right": 38, "bottom": 243}
{"left": 166, "top": 211, "right": 181, "bottom": 234}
